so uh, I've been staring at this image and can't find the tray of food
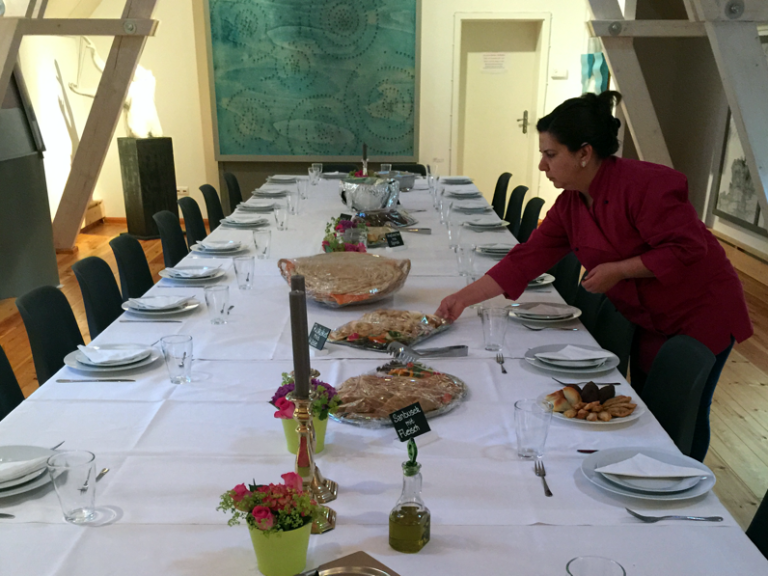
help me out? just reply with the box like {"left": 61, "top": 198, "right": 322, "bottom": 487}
{"left": 328, "top": 309, "right": 450, "bottom": 351}
{"left": 360, "top": 210, "right": 417, "bottom": 228}
{"left": 331, "top": 361, "right": 468, "bottom": 427}
{"left": 542, "top": 383, "right": 643, "bottom": 426}
{"left": 278, "top": 252, "right": 411, "bottom": 308}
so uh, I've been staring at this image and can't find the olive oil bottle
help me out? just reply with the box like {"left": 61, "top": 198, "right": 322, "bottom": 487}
{"left": 389, "top": 440, "right": 430, "bottom": 553}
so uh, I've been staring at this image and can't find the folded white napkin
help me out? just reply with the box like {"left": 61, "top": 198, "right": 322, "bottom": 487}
{"left": 164, "top": 266, "right": 219, "bottom": 278}
{"left": 0, "top": 456, "right": 49, "bottom": 484}
{"left": 240, "top": 201, "right": 276, "bottom": 212}
{"left": 128, "top": 296, "right": 192, "bottom": 310}
{"left": 519, "top": 304, "right": 571, "bottom": 317}
{"left": 467, "top": 218, "right": 503, "bottom": 226}
{"left": 77, "top": 345, "right": 150, "bottom": 365}
{"left": 529, "top": 275, "right": 547, "bottom": 284}
{"left": 596, "top": 454, "right": 705, "bottom": 478}
{"left": 224, "top": 215, "right": 269, "bottom": 225}
{"left": 536, "top": 345, "right": 612, "bottom": 361}
{"left": 197, "top": 240, "right": 241, "bottom": 251}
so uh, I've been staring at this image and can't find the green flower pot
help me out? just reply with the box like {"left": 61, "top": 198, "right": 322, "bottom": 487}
{"left": 249, "top": 521, "right": 312, "bottom": 576}
{"left": 281, "top": 416, "right": 327, "bottom": 454}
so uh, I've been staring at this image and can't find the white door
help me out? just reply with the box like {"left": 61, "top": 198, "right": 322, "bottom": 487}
{"left": 457, "top": 20, "right": 543, "bottom": 207}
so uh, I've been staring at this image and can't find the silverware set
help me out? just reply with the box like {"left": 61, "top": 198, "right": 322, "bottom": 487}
{"left": 386, "top": 342, "right": 468, "bottom": 363}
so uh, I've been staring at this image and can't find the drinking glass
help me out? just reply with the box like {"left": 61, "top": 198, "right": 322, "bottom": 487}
{"left": 480, "top": 307, "right": 508, "bottom": 351}
{"left": 447, "top": 219, "right": 462, "bottom": 249}
{"left": 161, "top": 335, "right": 193, "bottom": 384}
{"left": 288, "top": 190, "right": 301, "bottom": 216}
{"left": 514, "top": 399, "right": 553, "bottom": 460}
{"left": 433, "top": 186, "right": 444, "bottom": 210}
{"left": 381, "top": 163, "right": 392, "bottom": 173}
{"left": 439, "top": 200, "right": 453, "bottom": 226}
{"left": 234, "top": 256, "right": 255, "bottom": 290}
{"left": 274, "top": 203, "right": 289, "bottom": 230}
{"left": 566, "top": 557, "right": 626, "bottom": 576}
{"left": 297, "top": 178, "right": 308, "bottom": 200}
{"left": 455, "top": 243, "right": 475, "bottom": 276}
{"left": 47, "top": 450, "right": 96, "bottom": 524}
{"left": 253, "top": 230, "right": 271, "bottom": 259}
{"left": 204, "top": 285, "right": 230, "bottom": 325}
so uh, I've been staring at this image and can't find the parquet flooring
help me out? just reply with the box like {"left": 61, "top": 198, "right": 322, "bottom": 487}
{"left": 1, "top": 222, "right": 767, "bottom": 530}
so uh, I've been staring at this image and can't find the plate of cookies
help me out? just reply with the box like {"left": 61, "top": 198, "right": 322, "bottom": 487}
{"left": 540, "top": 382, "right": 644, "bottom": 426}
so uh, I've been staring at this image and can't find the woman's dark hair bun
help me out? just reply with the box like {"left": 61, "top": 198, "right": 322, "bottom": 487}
{"left": 536, "top": 91, "right": 623, "bottom": 159}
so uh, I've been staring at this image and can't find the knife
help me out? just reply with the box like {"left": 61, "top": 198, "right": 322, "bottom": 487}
{"left": 413, "top": 345, "right": 468, "bottom": 357}
{"left": 57, "top": 379, "right": 137, "bottom": 383}
{"left": 401, "top": 228, "right": 431, "bottom": 234}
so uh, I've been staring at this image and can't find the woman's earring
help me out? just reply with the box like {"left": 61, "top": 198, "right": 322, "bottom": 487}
{"left": 581, "top": 161, "right": 586, "bottom": 168}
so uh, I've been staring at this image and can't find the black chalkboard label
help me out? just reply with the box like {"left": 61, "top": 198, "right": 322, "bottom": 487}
{"left": 308, "top": 323, "right": 331, "bottom": 350}
{"left": 389, "top": 402, "right": 431, "bottom": 442}
{"left": 339, "top": 213, "right": 352, "bottom": 221}
{"left": 385, "top": 231, "right": 405, "bottom": 248}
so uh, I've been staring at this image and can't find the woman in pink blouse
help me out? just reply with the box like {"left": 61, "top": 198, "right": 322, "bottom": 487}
{"left": 436, "top": 91, "right": 752, "bottom": 461}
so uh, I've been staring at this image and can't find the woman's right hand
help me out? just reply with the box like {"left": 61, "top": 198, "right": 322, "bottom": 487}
{"left": 436, "top": 292, "right": 468, "bottom": 323}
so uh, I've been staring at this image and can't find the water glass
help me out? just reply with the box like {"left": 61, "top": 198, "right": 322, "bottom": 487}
{"left": 439, "top": 200, "right": 453, "bottom": 226}
{"left": 381, "top": 163, "right": 392, "bottom": 173}
{"left": 288, "top": 190, "right": 301, "bottom": 216}
{"left": 433, "top": 186, "right": 445, "bottom": 210}
{"left": 566, "top": 557, "right": 626, "bottom": 576}
{"left": 514, "top": 399, "right": 553, "bottom": 460}
{"left": 161, "top": 335, "right": 193, "bottom": 384}
{"left": 480, "top": 306, "right": 508, "bottom": 351}
{"left": 47, "top": 450, "right": 96, "bottom": 524}
{"left": 204, "top": 285, "right": 230, "bottom": 325}
{"left": 455, "top": 243, "right": 475, "bottom": 276}
{"left": 234, "top": 256, "right": 255, "bottom": 290}
{"left": 297, "top": 178, "right": 308, "bottom": 200}
{"left": 253, "top": 230, "right": 271, "bottom": 259}
{"left": 274, "top": 203, "right": 289, "bottom": 230}
{"left": 447, "top": 219, "right": 462, "bottom": 249}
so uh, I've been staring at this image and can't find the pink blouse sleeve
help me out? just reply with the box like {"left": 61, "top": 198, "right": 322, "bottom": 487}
{"left": 486, "top": 200, "right": 572, "bottom": 300}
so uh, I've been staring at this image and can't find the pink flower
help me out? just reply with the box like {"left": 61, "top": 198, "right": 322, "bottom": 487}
{"left": 281, "top": 472, "right": 303, "bottom": 491}
{"left": 274, "top": 397, "right": 295, "bottom": 419}
{"left": 231, "top": 483, "right": 250, "bottom": 502}
{"left": 251, "top": 506, "right": 274, "bottom": 530}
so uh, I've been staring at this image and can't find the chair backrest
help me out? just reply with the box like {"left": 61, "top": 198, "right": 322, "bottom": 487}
{"left": 505, "top": 185, "right": 528, "bottom": 237}
{"left": 593, "top": 298, "right": 635, "bottom": 377}
{"left": 109, "top": 234, "right": 154, "bottom": 300}
{"left": 200, "top": 184, "right": 225, "bottom": 231}
{"left": 72, "top": 257, "right": 125, "bottom": 339}
{"left": 223, "top": 171, "right": 243, "bottom": 212}
{"left": 517, "top": 197, "right": 545, "bottom": 243}
{"left": 548, "top": 252, "right": 581, "bottom": 306}
{"left": 16, "top": 285, "right": 84, "bottom": 385}
{"left": 573, "top": 283, "right": 606, "bottom": 336}
{"left": 178, "top": 197, "right": 207, "bottom": 248}
{"left": 747, "top": 488, "right": 768, "bottom": 561}
{"left": 322, "top": 163, "right": 358, "bottom": 174}
{"left": 391, "top": 163, "right": 427, "bottom": 176}
{"left": 642, "top": 335, "right": 716, "bottom": 457}
{"left": 0, "top": 345, "right": 24, "bottom": 420}
{"left": 152, "top": 210, "right": 189, "bottom": 268}
{"left": 491, "top": 172, "right": 512, "bottom": 219}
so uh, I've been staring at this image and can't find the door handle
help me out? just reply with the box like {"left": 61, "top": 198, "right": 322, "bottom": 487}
{"left": 517, "top": 110, "right": 529, "bottom": 134}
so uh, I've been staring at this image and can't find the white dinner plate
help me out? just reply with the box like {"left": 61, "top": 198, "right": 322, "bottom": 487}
{"left": 254, "top": 190, "right": 289, "bottom": 198}
{"left": 238, "top": 203, "right": 275, "bottom": 212}
{"left": 192, "top": 240, "right": 241, "bottom": 252}
{"left": 600, "top": 472, "right": 703, "bottom": 493}
{"left": 510, "top": 310, "right": 582, "bottom": 324}
{"left": 524, "top": 344, "right": 619, "bottom": 375}
{"left": 447, "top": 192, "right": 482, "bottom": 199}
{"left": 527, "top": 273, "right": 555, "bottom": 288}
{"left": 64, "top": 347, "right": 162, "bottom": 373}
{"left": 122, "top": 299, "right": 200, "bottom": 316}
{"left": 220, "top": 219, "right": 270, "bottom": 229}
{"left": 0, "top": 466, "right": 47, "bottom": 490}
{"left": 158, "top": 268, "right": 226, "bottom": 283}
{"left": 512, "top": 302, "right": 579, "bottom": 320}
{"left": 536, "top": 392, "right": 645, "bottom": 427}
{"left": 190, "top": 245, "right": 248, "bottom": 257}
{"left": 73, "top": 344, "right": 152, "bottom": 367}
{"left": 454, "top": 205, "right": 493, "bottom": 214}
{"left": 0, "top": 446, "right": 55, "bottom": 498}
{"left": 266, "top": 176, "right": 296, "bottom": 183}
{"left": 537, "top": 356, "right": 609, "bottom": 368}
{"left": 321, "top": 172, "right": 347, "bottom": 179}
{"left": 463, "top": 221, "right": 509, "bottom": 231}
{"left": 442, "top": 176, "right": 473, "bottom": 185}
{"left": 582, "top": 447, "right": 716, "bottom": 501}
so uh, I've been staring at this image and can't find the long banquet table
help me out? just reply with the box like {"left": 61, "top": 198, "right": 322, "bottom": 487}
{"left": 1, "top": 176, "right": 766, "bottom": 575}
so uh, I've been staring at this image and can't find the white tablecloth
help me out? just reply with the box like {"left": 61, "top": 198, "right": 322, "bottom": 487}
{"left": 1, "top": 177, "right": 765, "bottom": 575}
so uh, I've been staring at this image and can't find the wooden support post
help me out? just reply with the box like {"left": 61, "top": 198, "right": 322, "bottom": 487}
{"left": 0, "top": 20, "right": 23, "bottom": 106}
{"left": 51, "top": 0, "right": 159, "bottom": 251}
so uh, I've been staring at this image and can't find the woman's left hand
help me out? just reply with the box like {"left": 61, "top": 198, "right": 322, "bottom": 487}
{"left": 581, "top": 262, "right": 626, "bottom": 294}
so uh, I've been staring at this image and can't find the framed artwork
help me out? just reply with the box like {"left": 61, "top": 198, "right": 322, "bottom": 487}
{"left": 205, "top": 0, "right": 419, "bottom": 161}
{"left": 712, "top": 35, "right": 768, "bottom": 237}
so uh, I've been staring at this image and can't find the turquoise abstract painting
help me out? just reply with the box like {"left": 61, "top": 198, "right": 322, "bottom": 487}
{"left": 207, "top": 0, "right": 417, "bottom": 158}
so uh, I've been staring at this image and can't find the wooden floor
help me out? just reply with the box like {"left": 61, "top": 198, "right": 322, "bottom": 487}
{"left": 1, "top": 222, "right": 767, "bottom": 530}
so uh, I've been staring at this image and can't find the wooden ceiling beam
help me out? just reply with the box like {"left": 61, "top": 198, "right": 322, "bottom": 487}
{"left": 590, "top": 20, "right": 707, "bottom": 36}
{"left": 16, "top": 17, "right": 159, "bottom": 37}
{"left": 695, "top": 0, "right": 768, "bottom": 22}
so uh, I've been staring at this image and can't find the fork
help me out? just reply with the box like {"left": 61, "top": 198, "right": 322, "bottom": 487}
{"left": 521, "top": 323, "right": 579, "bottom": 331}
{"left": 534, "top": 459, "right": 553, "bottom": 497}
{"left": 495, "top": 353, "right": 507, "bottom": 374}
{"left": 79, "top": 467, "right": 93, "bottom": 494}
{"left": 625, "top": 508, "right": 722, "bottom": 523}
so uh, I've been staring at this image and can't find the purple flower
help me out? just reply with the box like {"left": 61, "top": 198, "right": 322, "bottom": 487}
{"left": 271, "top": 383, "right": 295, "bottom": 405}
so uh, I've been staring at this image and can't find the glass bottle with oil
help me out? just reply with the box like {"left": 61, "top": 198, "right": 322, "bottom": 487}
{"left": 389, "top": 443, "right": 430, "bottom": 553}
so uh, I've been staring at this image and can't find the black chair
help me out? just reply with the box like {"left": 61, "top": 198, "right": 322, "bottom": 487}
{"left": 491, "top": 172, "right": 512, "bottom": 219}
{"left": 391, "top": 163, "right": 427, "bottom": 176}
{"left": 548, "top": 252, "right": 582, "bottom": 306}
{"left": 223, "top": 171, "right": 243, "bottom": 213}
{"left": 0, "top": 345, "right": 24, "bottom": 420}
{"left": 517, "top": 197, "right": 546, "bottom": 243}
{"left": 747, "top": 488, "right": 768, "bottom": 561}
{"left": 152, "top": 210, "right": 189, "bottom": 267}
{"left": 505, "top": 185, "right": 528, "bottom": 238}
{"left": 178, "top": 197, "right": 207, "bottom": 248}
{"left": 200, "top": 184, "right": 226, "bottom": 231}
{"left": 16, "top": 286, "right": 84, "bottom": 385}
{"left": 641, "top": 335, "right": 715, "bottom": 457}
{"left": 574, "top": 283, "right": 606, "bottom": 336}
{"left": 322, "top": 163, "right": 357, "bottom": 173}
{"left": 593, "top": 298, "right": 635, "bottom": 378}
{"left": 109, "top": 234, "right": 154, "bottom": 301}
{"left": 72, "top": 257, "right": 125, "bottom": 339}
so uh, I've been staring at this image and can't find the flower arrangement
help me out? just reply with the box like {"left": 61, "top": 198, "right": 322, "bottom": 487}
{"left": 272, "top": 373, "right": 341, "bottom": 421}
{"left": 218, "top": 472, "right": 319, "bottom": 534}
{"left": 321, "top": 216, "right": 368, "bottom": 253}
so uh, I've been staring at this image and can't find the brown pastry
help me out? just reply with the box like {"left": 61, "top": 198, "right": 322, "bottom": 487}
{"left": 598, "top": 384, "right": 616, "bottom": 403}
{"left": 581, "top": 382, "right": 600, "bottom": 403}
{"left": 562, "top": 386, "right": 582, "bottom": 407}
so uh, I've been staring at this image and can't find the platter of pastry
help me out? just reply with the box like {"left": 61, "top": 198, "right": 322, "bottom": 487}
{"left": 329, "top": 309, "right": 450, "bottom": 352}
{"left": 541, "top": 382, "right": 644, "bottom": 426}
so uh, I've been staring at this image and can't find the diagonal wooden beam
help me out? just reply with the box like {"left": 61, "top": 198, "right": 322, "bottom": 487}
{"left": 18, "top": 18, "right": 159, "bottom": 37}
{"left": 696, "top": 0, "right": 768, "bottom": 21}
{"left": 590, "top": 20, "right": 707, "bottom": 37}
{"left": 52, "top": 0, "right": 159, "bottom": 251}
{"left": 0, "top": 19, "right": 23, "bottom": 106}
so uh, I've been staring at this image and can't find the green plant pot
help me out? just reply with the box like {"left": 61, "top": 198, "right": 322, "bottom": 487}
{"left": 249, "top": 521, "right": 312, "bottom": 576}
{"left": 281, "top": 416, "right": 327, "bottom": 455}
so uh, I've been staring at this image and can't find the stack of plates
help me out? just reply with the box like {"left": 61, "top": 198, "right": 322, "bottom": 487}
{"left": 582, "top": 448, "right": 716, "bottom": 501}
{"left": 0, "top": 446, "right": 56, "bottom": 498}
{"left": 453, "top": 203, "right": 492, "bottom": 214}
{"left": 442, "top": 176, "right": 473, "bottom": 185}
{"left": 463, "top": 218, "right": 509, "bottom": 231}
{"left": 252, "top": 189, "right": 289, "bottom": 199}
{"left": 475, "top": 243, "right": 514, "bottom": 260}
{"left": 510, "top": 302, "right": 579, "bottom": 323}
{"left": 238, "top": 202, "right": 276, "bottom": 213}
{"left": 447, "top": 190, "right": 482, "bottom": 199}
{"left": 220, "top": 215, "right": 270, "bottom": 228}
{"left": 266, "top": 176, "right": 297, "bottom": 184}
{"left": 524, "top": 344, "right": 618, "bottom": 374}
{"left": 190, "top": 240, "right": 243, "bottom": 255}
{"left": 158, "top": 266, "right": 225, "bottom": 283}
{"left": 122, "top": 295, "right": 200, "bottom": 316}
{"left": 64, "top": 344, "right": 161, "bottom": 373}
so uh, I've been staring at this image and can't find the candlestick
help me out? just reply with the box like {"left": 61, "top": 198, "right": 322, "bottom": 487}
{"left": 291, "top": 275, "right": 305, "bottom": 292}
{"left": 362, "top": 142, "right": 368, "bottom": 161}
{"left": 289, "top": 287, "right": 311, "bottom": 399}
